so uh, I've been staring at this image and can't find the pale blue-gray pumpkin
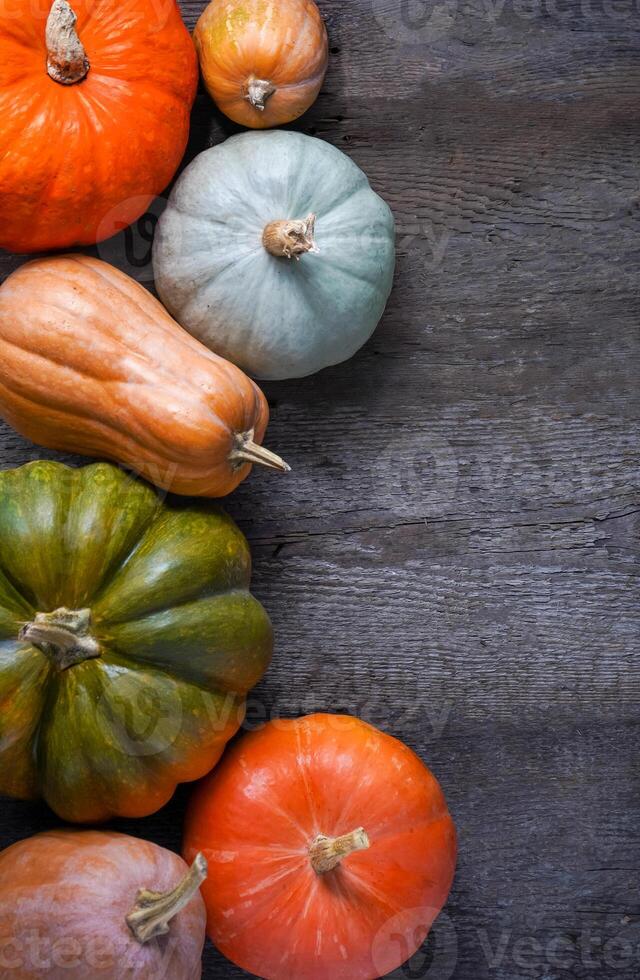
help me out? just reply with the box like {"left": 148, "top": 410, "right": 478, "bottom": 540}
{"left": 153, "top": 131, "right": 396, "bottom": 380}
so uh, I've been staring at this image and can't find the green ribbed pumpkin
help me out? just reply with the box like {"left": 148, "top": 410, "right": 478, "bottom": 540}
{"left": 0, "top": 461, "right": 272, "bottom": 823}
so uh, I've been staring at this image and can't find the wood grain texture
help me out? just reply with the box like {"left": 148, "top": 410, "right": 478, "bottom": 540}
{"left": 0, "top": 0, "right": 639, "bottom": 976}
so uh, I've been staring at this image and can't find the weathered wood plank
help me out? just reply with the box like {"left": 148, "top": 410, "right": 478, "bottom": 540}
{"left": 1, "top": 0, "right": 639, "bottom": 976}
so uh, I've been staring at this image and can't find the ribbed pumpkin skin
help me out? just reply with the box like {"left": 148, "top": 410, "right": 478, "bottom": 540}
{"left": 0, "top": 831, "right": 206, "bottom": 979}
{"left": 153, "top": 131, "right": 396, "bottom": 380}
{"left": 0, "top": 255, "right": 272, "bottom": 498}
{"left": 0, "top": 461, "right": 273, "bottom": 823}
{"left": 0, "top": 0, "right": 197, "bottom": 254}
{"left": 194, "top": 0, "right": 328, "bottom": 129}
{"left": 184, "top": 714, "right": 456, "bottom": 980}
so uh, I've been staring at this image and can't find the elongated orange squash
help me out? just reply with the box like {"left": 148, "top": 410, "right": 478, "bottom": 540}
{"left": 0, "top": 255, "right": 288, "bottom": 496}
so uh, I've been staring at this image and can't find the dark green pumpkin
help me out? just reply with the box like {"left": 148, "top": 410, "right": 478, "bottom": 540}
{"left": 0, "top": 461, "right": 272, "bottom": 823}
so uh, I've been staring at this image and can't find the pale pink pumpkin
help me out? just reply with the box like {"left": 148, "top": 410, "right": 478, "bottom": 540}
{"left": 0, "top": 830, "right": 207, "bottom": 979}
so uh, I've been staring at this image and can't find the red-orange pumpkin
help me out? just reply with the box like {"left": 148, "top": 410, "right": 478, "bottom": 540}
{"left": 0, "top": 0, "right": 197, "bottom": 253}
{"left": 184, "top": 714, "right": 457, "bottom": 980}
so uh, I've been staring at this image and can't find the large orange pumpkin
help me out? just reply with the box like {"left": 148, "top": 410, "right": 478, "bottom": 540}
{"left": 184, "top": 714, "right": 457, "bottom": 980}
{"left": 0, "top": 255, "right": 288, "bottom": 497}
{"left": 194, "top": 0, "right": 328, "bottom": 129}
{"left": 0, "top": 0, "right": 197, "bottom": 253}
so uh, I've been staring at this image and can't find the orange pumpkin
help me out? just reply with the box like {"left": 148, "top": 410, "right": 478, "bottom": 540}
{"left": 0, "top": 255, "right": 288, "bottom": 496}
{"left": 184, "top": 714, "right": 457, "bottom": 980}
{"left": 0, "top": 0, "right": 197, "bottom": 253}
{"left": 194, "top": 0, "right": 328, "bottom": 129}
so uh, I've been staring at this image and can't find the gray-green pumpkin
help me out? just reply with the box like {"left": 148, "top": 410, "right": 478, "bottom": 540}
{"left": 153, "top": 131, "right": 396, "bottom": 380}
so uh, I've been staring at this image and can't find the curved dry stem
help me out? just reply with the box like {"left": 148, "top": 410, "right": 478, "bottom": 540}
{"left": 20, "top": 607, "right": 100, "bottom": 670}
{"left": 229, "top": 429, "right": 290, "bottom": 473}
{"left": 245, "top": 76, "right": 276, "bottom": 110}
{"left": 309, "top": 828, "right": 370, "bottom": 874}
{"left": 46, "top": 0, "right": 89, "bottom": 85}
{"left": 126, "top": 854, "right": 208, "bottom": 944}
{"left": 263, "top": 214, "right": 319, "bottom": 260}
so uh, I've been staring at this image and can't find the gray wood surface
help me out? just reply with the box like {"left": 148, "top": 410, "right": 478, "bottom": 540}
{"left": 1, "top": 0, "right": 639, "bottom": 976}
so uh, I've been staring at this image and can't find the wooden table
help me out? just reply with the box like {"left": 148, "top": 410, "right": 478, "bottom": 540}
{"left": 1, "top": 0, "right": 639, "bottom": 976}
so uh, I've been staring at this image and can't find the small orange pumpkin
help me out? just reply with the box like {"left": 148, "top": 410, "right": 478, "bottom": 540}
{"left": 194, "top": 0, "right": 328, "bottom": 129}
{"left": 184, "top": 714, "right": 457, "bottom": 980}
{"left": 0, "top": 0, "right": 197, "bottom": 253}
{"left": 0, "top": 255, "right": 288, "bottom": 497}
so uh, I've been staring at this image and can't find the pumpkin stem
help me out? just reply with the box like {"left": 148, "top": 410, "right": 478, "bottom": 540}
{"left": 126, "top": 853, "right": 208, "bottom": 944}
{"left": 262, "top": 214, "right": 319, "bottom": 260}
{"left": 245, "top": 76, "right": 276, "bottom": 111}
{"left": 46, "top": 0, "right": 90, "bottom": 86}
{"left": 229, "top": 429, "right": 291, "bottom": 473}
{"left": 19, "top": 607, "right": 100, "bottom": 670}
{"left": 309, "top": 828, "right": 370, "bottom": 874}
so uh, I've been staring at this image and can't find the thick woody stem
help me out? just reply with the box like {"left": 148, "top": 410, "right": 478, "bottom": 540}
{"left": 262, "top": 214, "right": 319, "bottom": 260}
{"left": 229, "top": 429, "right": 290, "bottom": 473}
{"left": 244, "top": 76, "right": 276, "bottom": 110}
{"left": 20, "top": 607, "right": 100, "bottom": 670}
{"left": 126, "top": 854, "right": 208, "bottom": 944}
{"left": 309, "top": 828, "right": 370, "bottom": 874}
{"left": 46, "top": 0, "right": 89, "bottom": 86}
